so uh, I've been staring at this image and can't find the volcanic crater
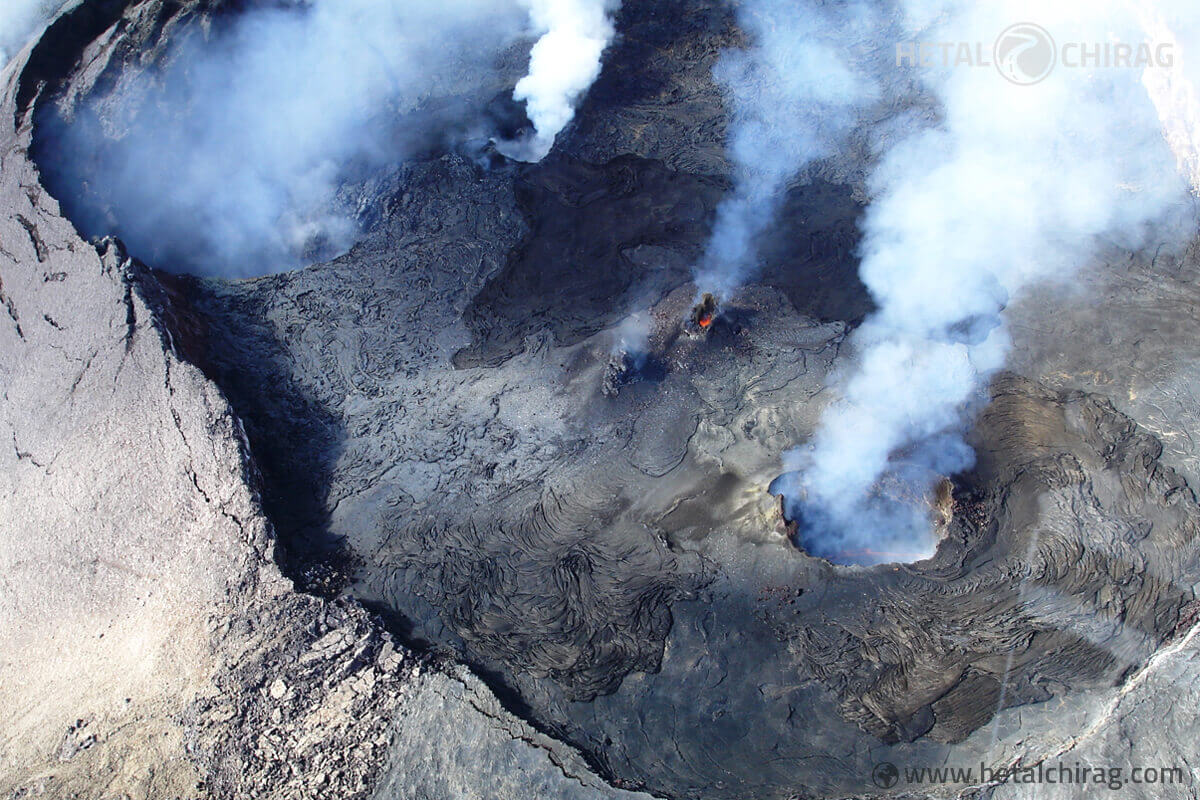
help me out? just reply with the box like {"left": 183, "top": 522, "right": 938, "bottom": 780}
{"left": 13, "top": 1, "right": 1200, "bottom": 798}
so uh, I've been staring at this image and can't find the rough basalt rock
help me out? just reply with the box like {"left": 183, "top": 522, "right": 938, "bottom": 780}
{"left": 4, "top": 2, "right": 1200, "bottom": 800}
{"left": 0, "top": 11, "right": 653, "bottom": 800}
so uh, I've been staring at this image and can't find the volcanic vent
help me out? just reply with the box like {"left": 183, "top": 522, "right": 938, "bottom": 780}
{"left": 16, "top": 1, "right": 1200, "bottom": 799}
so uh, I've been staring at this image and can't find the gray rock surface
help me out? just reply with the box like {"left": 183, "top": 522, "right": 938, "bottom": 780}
{"left": 0, "top": 9, "right": 652, "bottom": 800}
{"left": 981, "top": 620, "right": 1200, "bottom": 800}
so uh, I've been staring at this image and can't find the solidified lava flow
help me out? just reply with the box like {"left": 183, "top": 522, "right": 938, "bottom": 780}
{"left": 10, "top": 1, "right": 1200, "bottom": 799}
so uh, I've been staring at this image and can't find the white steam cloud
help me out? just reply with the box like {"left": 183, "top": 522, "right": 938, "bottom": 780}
{"left": 693, "top": 0, "right": 879, "bottom": 298}
{"left": 497, "top": 0, "right": 620, "bottom": 162}
{"left": 42, "top": 0, "right": 529, "bottom": 276}
{"left": 0, "top": 0, "right": 63, "bottom": 67}
{"left": 39, "top": 0, "right": 618, "bottom": 277}
{"left": 780, "top": 1, "right": 1197, "bottom": 564}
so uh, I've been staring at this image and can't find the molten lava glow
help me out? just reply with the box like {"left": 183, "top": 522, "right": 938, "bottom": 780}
{"left": 698, "top": 315, "right": 713, "bottom": 329}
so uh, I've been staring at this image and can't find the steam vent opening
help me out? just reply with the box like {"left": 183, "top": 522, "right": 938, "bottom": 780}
{"left": 10, "top": 2, "right": 1200, "bottom": 800}
{"left": 769, "top": 472, "right": 956, "bottom": 567}
{"left": 688, "top": 291, "right": 719, "bottom": 335}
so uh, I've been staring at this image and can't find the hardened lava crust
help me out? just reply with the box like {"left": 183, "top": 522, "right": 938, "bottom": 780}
{"left": 4, "top": 2, "right": 1200, "bottom": 800}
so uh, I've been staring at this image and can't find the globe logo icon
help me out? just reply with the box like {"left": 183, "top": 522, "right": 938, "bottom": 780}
{"left": 871, "top": 761, "right": 900, "bottom": 789}
{"left": 994, "top": 22, "right": 1057, "bottom": 85}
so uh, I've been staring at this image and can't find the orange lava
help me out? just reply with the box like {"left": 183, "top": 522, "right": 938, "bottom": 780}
{"left": 698, "top": 316, "right": 712, "bottom": 328}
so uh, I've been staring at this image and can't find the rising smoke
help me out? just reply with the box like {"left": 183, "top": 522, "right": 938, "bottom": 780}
{"left": 39, "top": 0, "right": 526, "bottom": 277}
{"left": 37, "top": 0, "right": 615, "bottom": 278}
{"left": 693, "top": 0, "right": 880, "bottom": 298}
{"left": 497, "top": 0, "right": 621, "bottom": 162}
{"left": 774, "top": 1, "right": 1197, "bottom": 564}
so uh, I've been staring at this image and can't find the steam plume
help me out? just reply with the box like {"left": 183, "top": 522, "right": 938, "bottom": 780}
{"left": 37, "top": 0, "right": 536, "bottom": 277}
{"left": 497, "top": 0, "right": 620, "bottom": 162}
{"left": 786, "top": 0, "right": 1195, "bottom": 564}
{"left": 613, "top": 311, "right": 650, "bottom": 356}
{"left": 693, "top": 0, "right": 879, "bottom": 298}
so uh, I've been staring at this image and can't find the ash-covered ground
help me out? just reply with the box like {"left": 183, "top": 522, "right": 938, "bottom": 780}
{"left": 5, "top": 1, "right": 1200, "bottom": 800}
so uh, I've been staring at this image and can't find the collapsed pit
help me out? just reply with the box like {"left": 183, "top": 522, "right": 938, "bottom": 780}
{"left": 19, "top": 3, "right": 1200, "bottom": 798}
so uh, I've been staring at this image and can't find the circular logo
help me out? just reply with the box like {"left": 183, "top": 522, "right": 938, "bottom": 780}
{"left": 994, "top": 23, "right": 1057, "bottom": 85}
{"left": 871, "top": 761, "right": 900, "bottom": 789}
